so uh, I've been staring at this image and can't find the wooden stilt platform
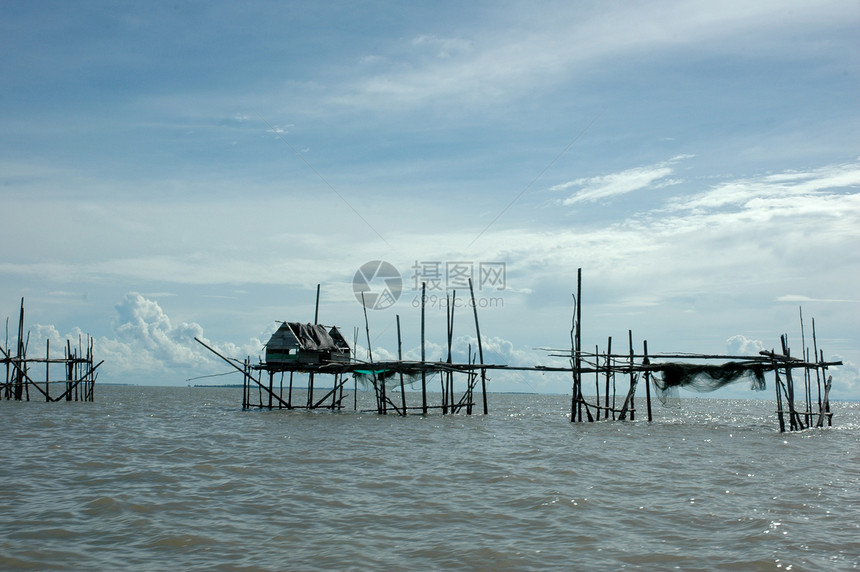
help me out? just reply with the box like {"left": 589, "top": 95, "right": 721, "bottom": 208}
{"left": 194, "top": 270, "right": 841, "bottom": 431}
{"left": 561, "top": 269, "right": 840, "bottom": 432}
{"left": 195, "top": 278, "right": 490, "bottom": 415}
{"left": 1, "top": 298, "right": 101, "bottom": 402}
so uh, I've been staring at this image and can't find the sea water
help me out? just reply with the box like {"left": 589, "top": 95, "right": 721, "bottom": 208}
{"left": 1, "top": 386, "right": 858, "bottom": 570}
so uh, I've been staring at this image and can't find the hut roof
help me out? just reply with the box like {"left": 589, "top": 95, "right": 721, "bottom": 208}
{"left": 266, "top": 322, "right": 349, "bottom": 352}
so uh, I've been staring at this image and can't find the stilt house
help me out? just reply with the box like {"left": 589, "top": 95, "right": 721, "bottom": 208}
{"left": 265, "top": 322, "right": 351, "bottom": 365}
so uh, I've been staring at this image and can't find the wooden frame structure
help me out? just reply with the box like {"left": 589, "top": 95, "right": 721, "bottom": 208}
{"left": 563, "top": 269, "right": 840, "bottom": 432}
{"left": 195, "top": 270, "right": 841, "bottom": 432}
{"left": 195, "top": 280, "right": 490, "bottom": 416}
{"left": 2, "top": 298, "right": 101, "bottom": 403}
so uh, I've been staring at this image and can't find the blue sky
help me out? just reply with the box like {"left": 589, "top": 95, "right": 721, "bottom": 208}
{"left": 2, "top": 1, "right": 858, "bottom": 399}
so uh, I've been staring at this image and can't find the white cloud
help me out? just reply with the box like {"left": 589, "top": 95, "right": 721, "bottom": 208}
{"left": 667, "top": 161, "right": 860, "bottom": 213}
{"left": 86, "top": 293, "right": 269, "bottom": 382}
{"left": 556, "top": 156, "right": 691, "bottom": 206}
{"left": 726, "top": 334, "right": 765, "bottom": 356}
{"left": 777, "top": 295, "right": 855, "bottom": 303}
{"left": 326, "top": 1, "right": 855, "bottom": 112}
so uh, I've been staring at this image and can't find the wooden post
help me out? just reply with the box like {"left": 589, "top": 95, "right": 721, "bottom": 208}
{"left": 569, "top": 295, "right": 577, "bottom": 421}
{"left": 279, "top": 372, "right": 284, "bottom": 409}
{"left": 45, "top": 338, "right": 50, "bottom": 402}
{"left": 353, "top": 327, "right": 358, "bottom": 411}
{"left": 781, "top": 335, "right": 800, "bottom": 430}
{"left": 255, "top": 360, "right": 262, "bottom": 408}
{"left": 361, "top": 291, "right": 383, "bottom": 414}
{"left": 307, "top": 283, "right": 321, "bottom": 409}
{"left": 330, "top": 372, "right": 338, "bottom": 409}
{"left": 799, "top": 308, "right": 812, "bottom": 427}
{"left": 466, "top": 344, "right": 473, "bottom": 415}
{"left": 773, "top": 356, "right": 786, "bottom": 433}
{"left": 268, "top": 371, "right": 274, "bottom": 409}
{"left": 421, "top": 282, "right": 427, "bottom": 415}
{"left": 242, "top": 360, "right": 248, "bottom": 408}
{"left": 443, "top": 293, "right": 451, "bottom": 414}
{"left": 643, "top": 340, "right": 652, "bottom": 422}
{"left": 575, "top": 269, "right": 582, "bottom": 422}
{"left": 605, "top": 336, "right": 612, "bottom": 420}
{"left": 88, "top": 336, "right": 95, "bottom": 401}
{"left": 15, "top": 298, "right": 24, "bottom": 400}
{"left": 594, "top": 344, "right": 600, "bottom": 421}
{"left": 397, "top": 314, "right": 407, "bottom": 416}
{"left": 65, "top": 339, "right": 72, "bottom": 402}
{"left": 628, "top": 330, "right": 635, "bottom": 421}
{"left": 468, "top": 278, "right": 487, "bottom": 415}
{"left": 811, "top": 318, "right": 823, "bottom": 422}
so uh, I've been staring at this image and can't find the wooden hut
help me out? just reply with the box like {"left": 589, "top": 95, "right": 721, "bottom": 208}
{"left": 265, "top": 322, "right": 351, "bottom": 366}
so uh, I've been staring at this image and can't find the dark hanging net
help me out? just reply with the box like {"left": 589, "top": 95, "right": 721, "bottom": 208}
{"left": 353, "top": 369, "right": 424, "bottom": 388}
{"left": 652, "top": 362, "right": 767, "bottom": 405}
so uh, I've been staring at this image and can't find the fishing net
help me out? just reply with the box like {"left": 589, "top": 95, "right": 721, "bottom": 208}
{"left": 652, "top": 362, "right": 767, "bottom": 405}
{"left": 352, "top": 369, "right": 424, "bottom": 388}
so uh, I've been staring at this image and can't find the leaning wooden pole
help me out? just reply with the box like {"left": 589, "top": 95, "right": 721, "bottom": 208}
{"left": 468, "top": 278, "right": 487, "bottom": 415}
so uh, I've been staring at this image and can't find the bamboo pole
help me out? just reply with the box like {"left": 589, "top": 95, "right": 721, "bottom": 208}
{"left": 773, "top": 356, "right": 786, "bottom": 433}
{"left": 15, "top": 298, "right": 24, "bottom": 400}
{"left": 442, "top": 290, "right": 457, "bottom": 414}
{"left": 65, "top": 339, "right": 72, "bottom": 401}
{"left": 605, "top": 337, "right": 612, "bottom": 420}
{"left": 594, "top": 343, "right": 600, "bottom": 421}
{"left": 353, "top": 327, "right": 358, "bottom": 411}
{"left": 397, "top": 314, "right": 406, "bottom": 416}
{"left": 799, "top": 308, "right": 812, "bottom": 427}
{"left": 576, "top": 269, "right": 582, "bottom": 422}
{"left": 49, "top": 361, "right": 103, "bottom": 402}
{"left": 242, "top": 359, "right": 248, "bottom": 408}
{"left": 468, "top": 278, "right": 487, "bottom": 415}
{"left": 193, "top": 337, "right": 291, "bottom": 409}
{"left": 570, "top": 298, "right": 577, "bottom": 420}
{"left": 643, "top": 340, "right": 652, "bottom": 422}
{"left": 45, "top": 339, "right": 50, "bottom": 402}
{"left": 781, "top": 334, "right": 802, "bottom": 430}
{"left": 421, "top": 282, "right": 427, "bottom": 415}
{"left": 306, "top": 284, "right": 321, "bottom": 409}
{"left": 361, "top": 291, "right": 383, "bottom": 414}
{"left": 811, "top": 318, "right": 823, "bottom": 422}
{"left": 0, "top": 345, "right": 50, "bottom": 400}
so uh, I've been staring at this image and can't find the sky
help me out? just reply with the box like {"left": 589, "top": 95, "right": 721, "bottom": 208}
{"left": 2, "top": 1, "right": 859, "bottom": 400}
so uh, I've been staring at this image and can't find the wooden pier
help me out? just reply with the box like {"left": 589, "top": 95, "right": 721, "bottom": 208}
{"left": 196, "top": 270, "right": 841, "bottom": 432}
{"left": 196, "top": 280, "right": 490, "bottom": 415}
{"left": 563, "top": 269, "right": 839, "bottom": 431}
{"left": 2, "top": 299, "right": 101, "bottom": 402}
